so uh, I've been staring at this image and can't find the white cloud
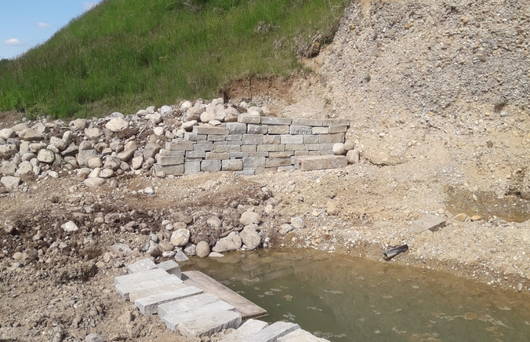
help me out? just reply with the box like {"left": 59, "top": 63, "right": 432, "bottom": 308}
{"left": 4, "top": 38, "right": 21, "bottom": 46}
{"left": 37, "top": 22, "right": 50, "bottom": 29}
{"left": 83, "top": 2, "right": 98, "bottom": 11}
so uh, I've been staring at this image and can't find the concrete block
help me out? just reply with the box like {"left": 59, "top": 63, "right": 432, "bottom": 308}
{"left": 158, "top": 293, "right": 219, "bottom": 317}
{"left": 221, "top": 319, "right": 269, "bottom": 342}
{"left": 247, "top": 124, "right": 268, "bottom": 134}
{"left": 266, "top": 125, "right": 290, "bottom": 135}
{"left": 238, "top": 114, "right": 261, "bottom": 124}
{"left": 327, "top": 125, "right": 348, "bottom": 133}
{"left": 226, "top": 134, "right": 242, "bottom": 141}
{"left": 201, "top": 160, "right": 221, "bottom": 172}
{"left": 176, "top": 310, "right": 242, "bottom": 337}
{"left": 193, "top": 126, "right": 227, "bottom": 135}
{"left": 292, "top": 118, "right": 323, "bottom": 126}
{"left": 257, "top": 144, "right": 284, "bottom": 152}
{"left": 318, "top": 133, "right": 345, "bottom": 144}
{"left": 153, "top": 164, "right": 185, "bottom": 176}
{"left": 115, "top": 268, "right": 169, "bottom": 285}
{"left": 185, "top": 160, "right": 201, "bottom": 174}
{"left": 290, "top": 125, "right": 312, "bottom": 135}
{"left": 158, "top": 149, "right": 185, "bottom": 157}
{"left": 307, "top": 143, "right": 334, "bottom": 151}
{"left": 242, "top": 152, "right": 269, "bottom": 158}
{"left": 242, "top": 134, "right": 263, "bottom": 145}
{"left": 278, "top": 165, "right": 296, "bottom": 172}
{"left": 263, "top": 135, "right": 281, "bottom": 144}
{"left": 214, "top": 145, "right": 241, "bottom": 153}
{"left": 208, "top": 135, "right": 225, "bottom": 142}
{"left": 295, "top": 155, "right": 347, "bottom": 171}
{"left": 222, "top": 159, "right": 243, "bottom": 171}
{"left": 243, "top": 157, "right": 266, "bottom": 168}
{"left": 295, "top": 151, "right": 320, "bottom": 156}
{"left": 157, "top": 260, "right": 181, "bottom": 277}
{"left": 241, "top": 145, "right": 257, "bottom": 152}
{"left": 322, "top": 119, "right": 350, "bottom": 126}
{"left": 135, "top": 285, "right": 203, "bottom": 315}
{"left": 247, "top": 322, "right": 300, "bottom": 342}
{"left": 229, "top": 152, "right": 244, "bottom": 158}
{"left": 126, "top": 258, "right": 156, "bottom": 273}
{"left": 129, "top": 283, "right": 189, "bottom": 302}
{"left": 186, "top": 150, "right": 206, "bottom": 159}
{"left": 184, "top": 132, "right": 201, "bottom": 141}
{"left": 278, "top": 329, "right": 329, "bottom": 342}
{"left": 162, "top": 300, "right": 235, "bottom": 330}
{"left": 166, "top": 141, "right": 193, "bottom": 151}
{"left": 261, "top": 117, "right": 292, "bottom": 125}
{"left": 269, "top": 151, "right": 294, "bottom": 158}
{"left": 156, "top": 154, "right": 184, "bottom": 166}
{"left": 206, "top": 152, "right": 230, "bottom": 160}
{"left": 280, "top": 135, "right": 303, "bottom": 144}
{"left": 303, "top": 135, "right": 319, "bottom": 144}
{"left": 312, "top": 127, "right": 329, "bottom": 134}
{"left": 193, "top": 143, "right": 214, "bottom": 152}
{"left": 237, "top": 169, "right": 256, "bottom": 176}
{"left": 266, "top": 158, "right": 292, "bottom": 168}
{"left": 226, "top": 123, "right": 247, "bottom": 134}
{"left": 284, "top": 144, "right": 307, "bottom": 151}
{"left": 116, "top": 276, "right": 182, "bottom": 299}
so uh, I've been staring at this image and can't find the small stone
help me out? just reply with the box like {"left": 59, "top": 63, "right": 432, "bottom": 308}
{"left": 143, "top": 186, "right": 155, "bottom": 195}
{"left": 99, "top": 168, "right": 114, "bottom": 178}
{"left": 343, "top": 140, "right": 355, "bottom": 151}
{"left": 37, "top": 149, "right": 55, "bottom": 163}
{"left": 326, "top": 201, "right": 339, "bottom": 215}
{"left": 174, "top": 249, "right": 189, "bottom": 262}
{"left": 240, "top": 225, "right": 261, "bottom": 250}
{"left": 0, "top": 128, "right": 14, "bottom": 140}
{"left": 454, "top": 213, "right": 468, "bottom": 222}
{"left": 346, "top": 149, "right": 360, "bottom": 164}
{"left": 85, "top": 333, "right": 104, "bottom": 342}
{"left": 170, "top": 229, "right": 191, "bottom": 247}
{"left": 131, "top": 156, "right": 143, "bottom": 170}
{"left": 290, "top": 216, "right": 305, "bottom": 229}
{"left": 153, "top": 127, "right": 165, "bottom": 136}
{"left": 1, "top": 176, "right": 20, "bottom": 191}
{"left": 184, "top": 244, "right": 196, "bottom": 256}
{"left": 87, "top": 157, "right": 102, "bottom": 169}
{"left": 279, "top": 224, "right": 294, "bottom": 235}
{"left": 208, "top": 252, "right": 224, "bottom": 258}
{"left": 240, "top": 210, "right": 261, "bottom": 226}
{"left": 333, "top": 143, "right": 346, "bottom": 155}
{"left": 207, "top": 216, "right": 222, "bottom": 229}
{"left": 196, "top": 241, "right": 210, "bottom": 258}
{"left": 84, "top": 127, "right": 102, "bottom": 139}
{"left": 212, "top": 232, "right": 242, "bottom": 253}
{"left": 61, "top": 221, "right": 79, "bottom": 232}
{"left": 105, "top": 117, "right": 129, "bottom": 132}
{"left": 69, "top": 119, "right": 87, "bottom": 130}
{"left": 84, "top": 177, "right": 105, "bottom": 188}
{"left": 470, "top": 215, "right": 482, "bottom": 221}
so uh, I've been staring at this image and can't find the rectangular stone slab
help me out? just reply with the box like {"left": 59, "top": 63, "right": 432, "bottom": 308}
{"left": 126, "top": 258, "right": 156, "bottom": 273}
{"left": 128, "top": 283, "right": 190, "bottom": 302}
{"left": 134, "top": 285, "right": 203, "bottom": 315}
{"left": 157, "top": 260, "right": 182, "bottom": 277}
{"left": 246, "top": 322, "right": 300, "bottom": 342}
{"left": 183, "top": 271, "right": 267, "bottom": 319}
{"left": 220, "top": 319, "right": 269, "bottom": 342}
{"left": 115, "top": 268, "right": 170, "bottom": 285}
{"left": 294, "top": 156, "right": 347, "bottom": 171}
{"left": 158, "top": 293, "right": 219, "bottom": 317}
{"left": 116, "top": 275, "right": 182, "bottom": 299}
{"left": 161, "top": 300, "right": 236, "bottom": 330}
{"left": 278, "top": 329, "right": 330, "bottom": 342}
{"left": 177, "top": 310, "right": 242, "bottom": 337}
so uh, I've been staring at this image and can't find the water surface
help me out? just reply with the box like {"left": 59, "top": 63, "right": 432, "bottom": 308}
{"left": 188, "top": 249, "right": 530, "bottom": 342}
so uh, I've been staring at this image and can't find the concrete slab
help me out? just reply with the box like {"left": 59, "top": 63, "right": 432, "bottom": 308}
{"left": 221, "top": 319, "right": 269, "bottom": 342}
{"left": 157, "top": 260, "right": 182, "bottom": 277}
{"left": 161, "top": 300, "right": 235, "bottom": 330}
{"left": 294, "top": 155, "right": 347, "bottom": 171}
{"left": 158, "top": 293, "right": 219, "bottom": 317}
{"left": 116, "top": 275, "right": 183, "bottom": 299}
{"left": 115, "top": 268, "right": 171, "bottom": 286}
{"left": 177, "top": 310, "right": 242, "bottom": 337}
{"left": 134, "top": 285, "right": 203, "bottom": 315}
{"left": 183, "top": 271, "right": 267, "bottom": 319}
{"left": 126, "top": 258, "right": 156, "bottom": 273}
{"left": 128, "top": 282, "right": 190, "bottom": 302}
{"left": 278, "top": 329, "right": 329, "bottom": 342}
{"left": 247, "top": 321, "right": 300, "bottom": 342}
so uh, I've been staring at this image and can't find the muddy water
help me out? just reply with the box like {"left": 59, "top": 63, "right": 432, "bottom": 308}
{"left": 188, "top": 249, "right": 530, "bottom": 342}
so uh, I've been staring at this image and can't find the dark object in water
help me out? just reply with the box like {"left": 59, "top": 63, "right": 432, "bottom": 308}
{"left": 383, "top": 244, "right": 409, "bottom": 261}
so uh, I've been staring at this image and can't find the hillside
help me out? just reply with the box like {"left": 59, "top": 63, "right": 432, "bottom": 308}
{"left": 0, "top": 0, "right": 347, "bottom": 118}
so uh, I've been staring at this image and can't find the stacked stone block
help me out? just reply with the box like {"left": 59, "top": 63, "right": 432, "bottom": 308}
{"left": 154, "top": 115, "right": 349, "bottom": 176}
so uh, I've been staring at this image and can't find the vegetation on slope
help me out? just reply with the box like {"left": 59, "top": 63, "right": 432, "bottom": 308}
{"left": 0, "top": 0, "right": 347, "bottom": 118}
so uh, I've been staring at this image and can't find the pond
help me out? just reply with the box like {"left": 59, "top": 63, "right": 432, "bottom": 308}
{"left": 188, "top": 249, "right": 530, "bottom": 342}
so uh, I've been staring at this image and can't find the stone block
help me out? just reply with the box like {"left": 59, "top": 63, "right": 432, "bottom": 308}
{"left": 126, "top": 258, "right": 156, "bottom": 273}
{"left": 318, "top": 133, "right": 345, "bottom": 144}
{"left": 156, "top": 154, "right": 184, "bottom": 166}
{"left": 278, "top": 329, "right": 329, "bottom": 342}
{"left": 247, "top": 322, "right": 300, "bottom": 342}
{"left": 295, "top": 155, "right": 347, "bottom": 171}
{"left": 206, "top": 152, "right": 229, "bottom": 160}
{"left": 295, "top": 151, "right": 320, "bottom": 156}
{"left": 184, "top": 132, "right": 201, "bottom": 141}
{"left": 186, "top": 150, "right": 206, "bottom": 159}
{"left": 185, "top": 160, "right": 201, "bottom": 174}
{"left": 157, "top": 260, "right": 182, "bottom": 277}
{"left": 129, "top": 283, "right": 189, "bottom": 302}
{"left": 266, "top": 158, "right": 292, "bottom": 168}
{"left": 226, "top": 134, "right": 242, "bottom": 141}
{"left": 226, "top": 122, "right": 247, "bottom": 134}
{"left": 266, "top": 125, "right": 290, "bottom": 135}
{"left": 166, "top": 141, "right": 194, "bottom": 151}
{"left": 322, "top": 119, "right": 350, "bottom": 126}
{"left": 292, "top": 118, "right": 323, "bottom": 126}
{"left": 158, "top": 293, "right": 219, "bottom": 317}
{"left": 261, "top": 117, "right": 292, "bottom": 125}
{"left": 257, "top": 144, "right": 284, "bottom": 152}
{"left": 269, "top": 151, "right": 294, "bottom": 158}
{"left": 193, "top": 143, "right": 214, "bottom": 152}
{"left": 241, "top": 145, "right": 257, "bottom": 152}
{"left": 280, "top": 135, "right": 304, "bottom": 144}
{"left": 161, "top": 300, "right": 235, "bottom": 328}
{"left": 115, "top": 268, "right": 169, "bottom": 286}
{"left": 242, "top": 134, "right": 263, "bottom": 145}
{"left": 229, "top": 152, "right": 244, "bottom": 158}
{"left": 175, "top": 310, "right": 242, "bottom": 337}
{"left": 242, "top": 152, "right": 268, "bottom": 158}
{"left": 307, "top": 143, "right": 334, "bottom": 151}
{"left": 193, "top": 126, "right": 227, "bottom": 135}
{"left": 134, "top": 285, "right": 203, "bottom": 315}
{"left": 303, "top": 135, "right": 319, "bottom": 144}
{"left": 312, "top": 127, "right": 329, "bottom": 134}
{"left": 115, "top": 272, "right": 182, "bottom": 299}
{"left": 328, "top": 125, "right": 348, "bottom": 133}
{"left": 214, "top": 145, "right": 241, "bottom": 153}
{"left": 247, "top": 124, "right": 268, "bottom": 134}
{"left": 284, "top": 144, "right": 307, "bottom": 151}
{"left": 243, "top": 157, "right": 266, "bottom": 168}
{"left": 221, "top": 319, "right": 269, "bottom": 342}
{"left": 238, "top": 114, "right": 261, "bottom": 124}
{"left": 290, "top": 125, "right": 312, "bottom": 135}
{"left": 222, "top": 159, "right": 243, "bottom": 171}
{"left": 201, "top": 160, "right": 221, "bottom": 172}
{"left": 208, "top": 135, "right": 225, "bottom": 142}
{"left": 263, "top": 135, "right": 281, "bottom": 144}
{"left": 153, "top": 164, "right": 185, "bottom": 176}
{"left": 237, "top": 169, "right": 256, "bottom": 176}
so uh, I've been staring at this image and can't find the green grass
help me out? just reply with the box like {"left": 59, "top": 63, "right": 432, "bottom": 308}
{"left": 0, "top": 0, "right": 347, "bottom": 118}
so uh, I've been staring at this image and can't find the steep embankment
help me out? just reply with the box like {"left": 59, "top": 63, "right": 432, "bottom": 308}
{"left": 0, "top": 0, "right": 347, "bottom": 118}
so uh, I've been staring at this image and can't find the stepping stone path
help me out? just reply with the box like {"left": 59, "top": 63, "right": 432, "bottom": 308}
{"left": 115, "top": 258, "right": 329, "bottom": 340}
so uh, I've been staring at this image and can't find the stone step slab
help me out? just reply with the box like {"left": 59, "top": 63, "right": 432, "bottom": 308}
{"left": 157, "top": 260, "right": 182, "bottom": 277}
{"left": 220, "top": 319, "right": 269, "bottom": 342}
{"left": 294, "top": 155, "right": 347, "bottom": 171}
{"left": 277, "top": 330, "right": 330, "bottom": 342}
{"left": 157, "top": 293, "right": 220, "bottom": 317}
{"left": 176, "top": 310, "right": 242, "bottom": 337}
{"left": 161, "top": 300, "right": 235, "bottom": 330}
{"left": 129, "top": 283, "right": 190, "bottom": 302}
{"left": 126, "top": 258, "right": 156, "bottom": 273}
{"left": 115, "top": 268, "right": 170, "bottom": 286}
{"left": 134, "top": 285, "right": 203, "bottom": 315}
{"left": 245, "top": 321, "right": 300, "bottom": 342}
{"left": 116, "top": 276, "right": 183, "bottom": 299}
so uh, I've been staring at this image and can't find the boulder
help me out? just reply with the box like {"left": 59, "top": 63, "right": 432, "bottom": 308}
{"left": 1, "top": 176, "right": 20, "bottom": 191}
{"left": 333, "top": 143, "right": 346, "bottom": 155}
{"left": 1, "top": 161, "right": 17, "bottom": 176}
{"left": 87, "top": 157, "right": 102, "bottom": 169}
{"left": 196, "top": 241, "right": 210, "bottom": 258}
{"left": 49, "top": 136, "right": 67, "bottom": 151}
{"left": 15, "top": 161, "right": 33, "bottom": 176}
{"left": 0, "top": 128, "right": 14, "bottom": 140}
{"left": 85, "top": 127, "right": 102, "bottom": 139}
{"left": 240, "top": 210, "right": 261, "bottom": 226}
{"left": 37, "top": 149, "right": 55, "bottom": 163}
{"left": 170, "top": 228, "right": 190, "bottom": 247}
{"left": 84, "top": 177, "right": 105, "bottom": 188}
{"left": 77, "top": 149, "right": 98, "bottom": 167}
{"left": 105, "top": 117, "right": 128, "bottom": 132}
{"left": 18, "top": 128, "right": 43, "bottom": 140}
{"left": 212, "top": 232, "right": 242, "bottom": 253}
{"left": 240, "top": 225, "right": 261, "bottom": 250}
{"left": 69, "top": 119, "right": 87, "bottom": 130}
{"left": 346, "top": 149, "right": 360, "bottom": 164}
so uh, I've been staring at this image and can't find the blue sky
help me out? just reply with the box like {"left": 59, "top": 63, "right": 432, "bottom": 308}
{"left": 0, "top": 0, "right": 102, "bottom": 59}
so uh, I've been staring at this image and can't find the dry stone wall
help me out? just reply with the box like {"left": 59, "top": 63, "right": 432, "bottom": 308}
{"left": 154, "top": 115, "right": 350, "bottom": 176}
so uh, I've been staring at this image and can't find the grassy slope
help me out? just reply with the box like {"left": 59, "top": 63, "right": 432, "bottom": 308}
{"left": 0, "top": 0, "right": 347, "bottom": 118}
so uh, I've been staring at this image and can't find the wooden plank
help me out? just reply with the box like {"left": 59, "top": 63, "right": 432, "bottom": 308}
{"left": 183, "top": 270, "right": 267, "bottom": 319}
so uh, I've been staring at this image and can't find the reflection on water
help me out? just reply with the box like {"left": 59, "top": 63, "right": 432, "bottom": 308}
{"left": 188, "top": 249, "right": 530, "bottom": 342}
